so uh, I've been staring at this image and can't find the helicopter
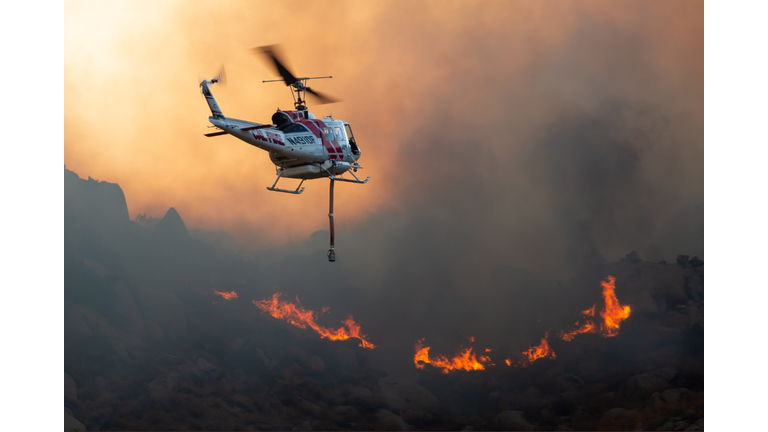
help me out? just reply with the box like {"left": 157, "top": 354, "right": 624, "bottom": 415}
{"left": 199, "top": 45, "right": 369, "bottom": 262}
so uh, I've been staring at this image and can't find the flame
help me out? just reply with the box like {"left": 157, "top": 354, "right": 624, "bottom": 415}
{"left": 515, "top": 331, "right": 556, "bottom": 367}
{"left": 413, "top": 339, "right": 491, "bottom": 373}
{"left": 560, "top": 275, "right": 631, "bottom": 341}
{"left": 252, "top": 292, "right": 376, "bottom": 349}
{"left": 599, "top": 275, "right": 632, "bottom": 337}
{"left": 505, "top": 358, "right": 512, "bottom": 366}
{"left": 213, "top": 289, "right": 238, "bottom": 300}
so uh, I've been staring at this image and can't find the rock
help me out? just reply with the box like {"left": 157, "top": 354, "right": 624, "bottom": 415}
{"left": 492, "top": 410, "right": 532, "bottom": 431}
{"left": 599, "top": 408, "right": 642, "bottom": 430}
{"left": 304, "top": 355, "right": 325, "bottom": 373}
{"left": 111, "top": 283, "right": 147, "bottom": 339}
{"left": 689, "top": 256, "right": 703, "bottom": 267}
{"left": 554, "top": 374, "right": 584, "bottom": 395}
{"left": 286, "top": 346, "right": 309, "bottom": 362}
{"left": 148, "top": 372, "right": 179, "bottom": 399}
{"left": 374, "top": 409, "right": 410, "bottom": 431}
{"left": 602, "top": 407, "right": 638, "bottom": 420}
{"left": 676, "top": 255, "right": 689, "bottom": 266}
{"left": 655, "top": 367, "right": 678, "bottom": 381}
{"left": 683, "top": 418, "right": 703, "bottom": 431}
{"left": 135, "top": 285, "right": 187, "bottom": 338}
{"left": 625, "top": 250, "right": 641, "bottom": 263}
{"left": 65, "top": 373, "right": 78, "bottom": 402}
{"left": 334, "top": 346, "right": 358, "bottom": 369}
{"left": 144, "top": 320, "right": 164, "bottom": 341}
{"left": 378, "top": 377, "right": 438, "bottom": 414}
{"left": 75, "top": 305, "right": 119, "bottom": 339}
{"left": 648, "top": 392, "right": 664, "bottom": 408}
{"left": 65, "top": 407, "right": 87, "bottom": 431}
{"left": 293, "top": 420, "right": 313, "bottom": 431}
{"left": 332, "top": 405, "right": 359, "bottom": 422}
{"left": 661, "top": 388, "right": 691, "bottom": 403}
{"left": 625, "top": 372, "right": 670, "bottom": 398}
{"left": 296, "top": 397, "right": 324, "bottom": 417}
{"left": 106, "top": 338, "right": 130, "bottom": 362}
{"left": 347, "top": 386, "right": 374, "bottom": 405}
{"left": 229, "top": 336, "right": 245, "bottom": 351}
{"left": 196, "top": 358, "right": 215, "bottom": 372}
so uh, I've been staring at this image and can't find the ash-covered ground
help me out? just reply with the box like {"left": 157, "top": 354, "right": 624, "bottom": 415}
{"left": 64, "top": 167, "right": 703, "bottom": 431}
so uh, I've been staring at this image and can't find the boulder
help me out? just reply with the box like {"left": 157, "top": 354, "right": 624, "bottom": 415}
{"left": 625, "top": 250, "right": 641, "bottom": 263}
{"left": 229, "top": 336, "right": 245, "bottom": 351}
{"left": 65, "top": 407, "right": 87, "bottom": 431}
{"left": 492, "top": 410, "right": 532, "bottom": 431}
{"left": 374, "top": 409, "right": 410, "bottom": 431}
{"left": 334, "top": 346, "right": 358, "bottom": 369}
{"left": 683, "top": 418, "right": 704, "bottom": 431}
{"left": 304, "top": 355, "right": 325, "bottom": 373}
{"left": 144, "top": 320, "right": 164, "bottom": 342}
{"left": 661, "top": 388, "right": 691, "bottom": 404}
{"left": 332, "top": 405, "right": 359, "bottom": 422}
{"left": 378, "top": 377, "right": 439, "bottom": 414}
{"left": 110, "top": 283, "right": 146, "bottom": 339}
{"left": 655, "top": 367, "right": 678, "bottom": 382}
{"left": 106, "top": 338, "right": 130, "bottom": 362}
{"left": 135, "top": 285, "right": 187, "bottom": 337}
{"left": 599, "top": 408, "right": 641, "bottom": 430}
{"left": 347, "top": 386, "right": 374, "bottom": 406}
{"left": 554, "top": 374, "right": 584, "bottom": 395}
{"left": 625, "top": 372, "right": 670, "bottom": 398}
{"left": 65, "top": 373, "right": 78, "bottom": 402}
{"left": 196, "top": 358, "right": 215, "bottom": 372}
{"left": 148, "top": 371, "right": 179, "bottom": 400}
{"left": 296, "top": 397, "right": 324, "bottom": 417}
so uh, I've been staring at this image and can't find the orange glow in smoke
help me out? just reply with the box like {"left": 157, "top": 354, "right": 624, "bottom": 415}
{"left": 213, "top": 289, "right": 238, "bottom": 300}
{"left": 560, "top": 276, "right": 631, "bottom": 341}
{"left": 515, "top": 331, "right": 556, "bottom": 367}
{"left": 414, "top": 339, "right": 491, "bottom": 373}
{"left": 253, "top": 292, "right": 376, "bottom": 349}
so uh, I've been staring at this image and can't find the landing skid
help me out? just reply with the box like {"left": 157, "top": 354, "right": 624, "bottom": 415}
{"left": 320, "top": 165, "right": 371, "bottom": 184}
{"left": 266, "top": 173, "right": 305, "bottom": 194}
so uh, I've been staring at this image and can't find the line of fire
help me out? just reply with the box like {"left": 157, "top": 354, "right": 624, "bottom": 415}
{"left": 414, "top": 275, "right": 632, "bottom": 373}
{"left": 205, "top": 275, "right": 630, "bottom": 371}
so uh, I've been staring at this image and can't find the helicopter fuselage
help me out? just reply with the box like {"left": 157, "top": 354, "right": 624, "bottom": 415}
{"left": 208, "top": 112, "right": 361, "bottom": 179}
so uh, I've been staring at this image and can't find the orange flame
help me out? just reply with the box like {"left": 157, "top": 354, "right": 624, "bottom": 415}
{"left": 515, "top": 331, "right": 556, "bottom": 367}
{"left": 560, "top": 275, "right": 631, "bottom": 341}
{"left": 413, "top": 339, "right": 491, "bottom": 373}
{"left": 213, "top": 289, "right": 238, "bottom": 300}
{"left": 252, "top": 292, "right": 376, "bottom": 349}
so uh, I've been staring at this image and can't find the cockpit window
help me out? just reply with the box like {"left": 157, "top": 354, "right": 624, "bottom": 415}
{"left": 272, "top": 111, "right": 294, "bottom": 130}
{"left": 334, "top": 127, "right": 344, "bottom": 142}
{"left": 345, "top": 124, "right": 355, "bottom": 141}
{"left": 283, "top": 123, "right": 311, "bottom": 134}
{"left": 322, "top": 127, "right": 334, "bottom": 140}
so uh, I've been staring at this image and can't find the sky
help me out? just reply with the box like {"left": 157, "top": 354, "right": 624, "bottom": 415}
{"left": 64, "top": 0, "right": 703, "bottom": 261}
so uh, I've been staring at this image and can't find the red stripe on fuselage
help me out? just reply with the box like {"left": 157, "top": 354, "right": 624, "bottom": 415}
{"left": 301, "top": 120, "right": 343, "bottom": 160}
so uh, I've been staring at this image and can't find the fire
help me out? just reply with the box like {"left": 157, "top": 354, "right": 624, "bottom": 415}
{"left": 560, "top": 275, "right": 631, "bottom": 341}
{"left": 413, "top": 339, "right": 491, "bottom": 373}
{"left": 253, "top": 292, "right": 376, "bottom": 349}
{"left": 213, "top": 289, "right": 238, "bottom": 300}
{"left": 515, "top": 331, "right": 556, "bottom": 367}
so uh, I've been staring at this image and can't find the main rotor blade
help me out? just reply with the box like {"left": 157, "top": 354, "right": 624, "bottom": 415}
{"left": 253, "top": 45, "right": 298, "bottom": 85}
{"left": 306, "top": 87, "right": 340, "bottom": 105}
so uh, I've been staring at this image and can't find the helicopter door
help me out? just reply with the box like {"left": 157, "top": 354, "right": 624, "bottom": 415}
{"left": 345, "top": 123, "right": 360, "bottom": 156}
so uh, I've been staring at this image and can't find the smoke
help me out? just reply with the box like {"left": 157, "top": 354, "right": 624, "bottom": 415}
{"left": 64, "top": 0, "right": 703, "bottom": 404}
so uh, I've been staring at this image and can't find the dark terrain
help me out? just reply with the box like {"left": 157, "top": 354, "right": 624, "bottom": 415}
{"left": 64, "top": 167, "right": 703, "bottom": 431}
